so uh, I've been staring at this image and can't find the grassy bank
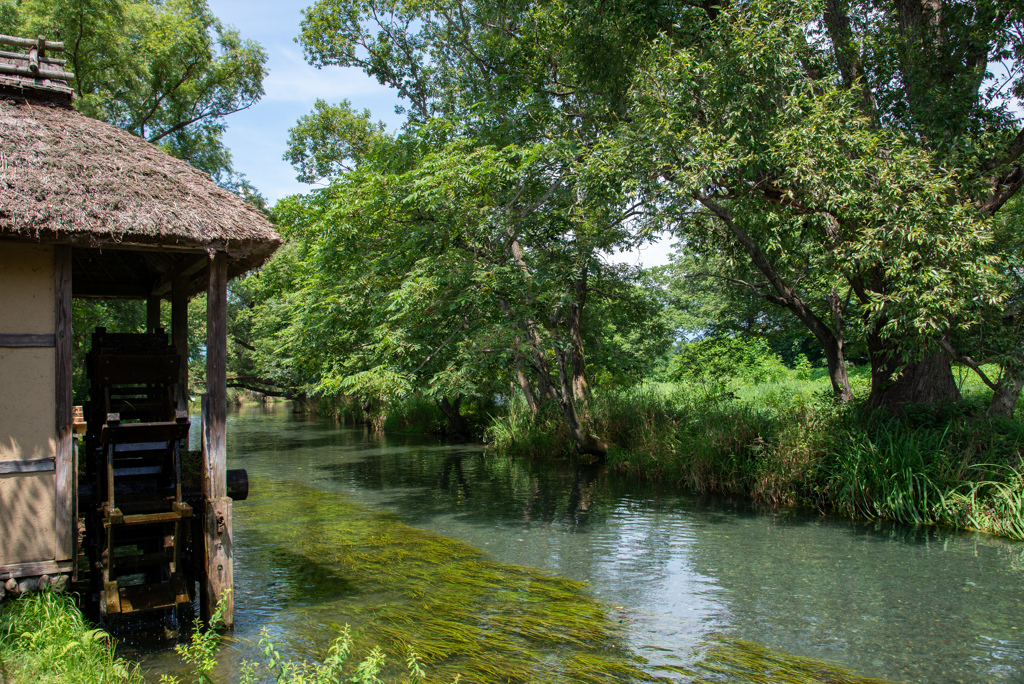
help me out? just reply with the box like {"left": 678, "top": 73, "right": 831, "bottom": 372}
{"left": 487, "top": 366, "right": 1024, "bottom": 540}
{"left": 0, "top": 590, "right": 144, "bottom": 683}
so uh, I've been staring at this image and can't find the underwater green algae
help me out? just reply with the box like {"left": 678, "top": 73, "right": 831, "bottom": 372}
{"left": 236, "top": 477, "right": 896, "bottom": 684}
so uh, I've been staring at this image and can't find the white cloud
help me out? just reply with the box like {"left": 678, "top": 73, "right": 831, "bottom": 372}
{"left": 262, "top": 44, "right": 394, "bottom": 104}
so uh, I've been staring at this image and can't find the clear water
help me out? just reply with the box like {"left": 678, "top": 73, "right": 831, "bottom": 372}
{"left": 144, "top": 404, "right": 1024, "bottom": 683}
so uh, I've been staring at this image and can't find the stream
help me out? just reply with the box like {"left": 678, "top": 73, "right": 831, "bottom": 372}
{"left": 141, "top": 403, "right": 1024, "bottom": 683}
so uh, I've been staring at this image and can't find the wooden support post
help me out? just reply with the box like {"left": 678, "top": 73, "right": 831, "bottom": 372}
{"left": 203, "top": 495, "right": 233, "bottom": 626}
{"left": 205, "top": 254, "right": 227, "bottom": 498}
{"left": 146, "top": 296, "right": 161, "bottom": 333}
{"left": 54, "top": 246, "right": 74, "bottom": 562}
{"left": 202, "top": 253, "right": 231, "bottom": 626}
{"left": 171, "top": 275, "right": 189, "bottom": 414}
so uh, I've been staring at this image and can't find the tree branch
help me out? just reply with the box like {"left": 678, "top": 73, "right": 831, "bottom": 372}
{"left": 937, "top": 338, "right": 1000, "bottom": 391}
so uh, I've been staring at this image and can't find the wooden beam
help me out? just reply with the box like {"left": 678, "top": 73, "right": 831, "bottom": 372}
{"left": 54, "top": 245, "right": 74, "bottom": 563}
{"left": 205, "top": 253, "right": 227, "bottom": 498}
{"left": 202, "top": 252, "right": 231, "bottom": 626}
{"left": 0, "top": 334, "right": 54, "bottom": 347}
{"left": 201, "top": 496, "right": 233, "bottom": 627}
{"left": 0, "top": 62, "right": 73, "bottom": 81}
{"left": 0, "top": 49, "right": 65, "bottom": 65}
{"left": 152, "top": 255, "right": 208, "bottom": 297}
{"left": 0, "top": 34, "right": 66, "bottom": 51}
{"left": 172, "top": 274, "right": 189, "bottom": 413}
{"left": 0, "top": 560, "right": 74, "bottom": 581}
{"left": 0, "top": 458, "right": 55, "bottom": 474}
{"left": 146, "top": 296, "right": 161, "bottom": 333}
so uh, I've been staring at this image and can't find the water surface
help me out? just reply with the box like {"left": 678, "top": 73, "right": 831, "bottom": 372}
{"left": 148, "top": 404, "right": 1024, "bottom": 683}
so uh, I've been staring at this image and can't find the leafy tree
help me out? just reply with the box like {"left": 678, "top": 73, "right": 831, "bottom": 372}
{"left": 10, "top": 0, "right": 267, "bottom": 179}
{"left": 277, "top": 128, "right": 667, "bottom": 448}
{"left": 287, "top": 0, "right": 672, "bottom": 452}
{"left": 618, "top": 0, "right": 1023, "bottom": 412}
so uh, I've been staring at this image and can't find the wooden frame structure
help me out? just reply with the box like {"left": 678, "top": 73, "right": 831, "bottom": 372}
{"left": 0, "top": 35, "right": 281, "bottom": 626}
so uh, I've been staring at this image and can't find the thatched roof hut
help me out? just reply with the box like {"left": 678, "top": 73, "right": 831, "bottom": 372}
{"left": 0, "top": 35, "right": 279, "bottom": 624}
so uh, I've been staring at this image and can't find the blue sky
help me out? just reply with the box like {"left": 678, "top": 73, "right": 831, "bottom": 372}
{"left": 205, "top": 0, "right": 675, "bottom": 267}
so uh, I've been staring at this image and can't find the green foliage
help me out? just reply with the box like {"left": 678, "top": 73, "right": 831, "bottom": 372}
{"left": 668, "top": 336, "right": 788, "bottom": 385}
{"left": 0, "top": 590, "right": 144, "bottom": 684}
{"left": 285, "top": 99, "right": 387, "bottom": 184}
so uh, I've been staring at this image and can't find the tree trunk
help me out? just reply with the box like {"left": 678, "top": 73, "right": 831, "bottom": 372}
{"left": 436, "top": 395, "right": 471, "bottom": 439}
{"left": 569, "top": 267, "right": 592, "bottom": 403}
{"left": 515, "top": 364, "right": 539, "bottom": 414}
{"left": 867, "top": 344, "right": 961, "bottom": 409}
{"left": 988, "top": 364, "right": 1023, "bottom": 418}
{"left": 554, "top": 346, "right": 607, "bottom": 458}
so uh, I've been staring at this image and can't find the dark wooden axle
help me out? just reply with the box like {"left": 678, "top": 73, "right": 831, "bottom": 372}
{"left": 78, "top": 468, "right": 249, "bottom": 506}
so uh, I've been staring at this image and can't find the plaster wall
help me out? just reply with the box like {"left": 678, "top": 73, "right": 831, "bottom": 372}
{"left": 0, "top": 473, "right": 55, "bottom": 565}
{"left": 0, "top": 243, "right": 57, "bottom": 565}
{"left": 0, "top": 348, "right": 56, "bottom": 461}
{"left": 0, "top": 244, "right": 54, "bottom": 334}
{"left": 0, "top": 244, "right": 56, "bottom": 462}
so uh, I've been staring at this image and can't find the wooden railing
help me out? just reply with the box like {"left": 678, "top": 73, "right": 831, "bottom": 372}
{"left": 0, "top": 34, "right": 74, "bottom": 86}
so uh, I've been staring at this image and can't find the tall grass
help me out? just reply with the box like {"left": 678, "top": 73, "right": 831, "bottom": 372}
{"left": 0, "top": 590, "right": 144, "bottom": 684}
{"left": 485, "top": 394, "right": 574, "bottom": 458}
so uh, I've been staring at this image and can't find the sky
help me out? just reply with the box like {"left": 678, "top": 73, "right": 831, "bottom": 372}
{"left": 204, "top": 0, "right": 676, "bottom": 269}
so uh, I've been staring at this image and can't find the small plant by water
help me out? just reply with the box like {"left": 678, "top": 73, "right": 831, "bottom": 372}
{"left": 162, "top": 594, "right": 441, "bottom": 684}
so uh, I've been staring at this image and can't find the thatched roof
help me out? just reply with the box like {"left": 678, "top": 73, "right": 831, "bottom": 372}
{"left": 0, "top": 91, "right": 282, "bottom": 286}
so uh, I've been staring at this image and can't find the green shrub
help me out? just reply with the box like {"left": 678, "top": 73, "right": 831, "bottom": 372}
{"left": 668, "top": 336, "right": 788, "bottom": 385}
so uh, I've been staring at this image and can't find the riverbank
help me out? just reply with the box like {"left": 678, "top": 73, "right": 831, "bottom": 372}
{"left": 488, "top": 366, "right": 1024, "bottom": 540}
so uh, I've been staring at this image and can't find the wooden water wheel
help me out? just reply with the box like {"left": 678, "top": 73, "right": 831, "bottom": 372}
{"left": 82, "top": 328, "right": 195, "bottom": 633}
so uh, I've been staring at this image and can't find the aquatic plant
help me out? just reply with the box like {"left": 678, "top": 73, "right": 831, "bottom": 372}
{"left": 225, "top": 477, "right": 897, "bottom": 684}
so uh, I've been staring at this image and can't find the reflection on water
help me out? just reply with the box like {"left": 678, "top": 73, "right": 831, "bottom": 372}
{"left": 147, "top": 403, "right": 1024, "bottom": 683}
